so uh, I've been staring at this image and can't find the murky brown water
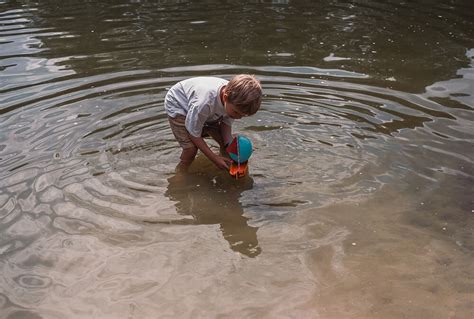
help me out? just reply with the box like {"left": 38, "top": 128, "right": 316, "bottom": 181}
{"left": 1, "top": 0, "right": 473, "bottom": 318}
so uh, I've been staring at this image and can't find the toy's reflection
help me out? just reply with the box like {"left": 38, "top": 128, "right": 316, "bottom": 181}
{"left": 165, "top": 164, "right": 261, "bottom": 258}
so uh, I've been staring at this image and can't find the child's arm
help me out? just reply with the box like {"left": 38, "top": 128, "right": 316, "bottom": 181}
{"left": 189, "top": 135, "right": 232, "bottom": 170}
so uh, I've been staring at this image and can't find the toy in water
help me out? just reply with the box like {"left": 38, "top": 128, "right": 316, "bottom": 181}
{"left": 229, "top": 161, "right": 248, "bottom": 178}
{"left": 226, "top": 135, "right": 253, "bottom": 178}
{"left": 226, "top": 135, "right": 253, "bottom": 163}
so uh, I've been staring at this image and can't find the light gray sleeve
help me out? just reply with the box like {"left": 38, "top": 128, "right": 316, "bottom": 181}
{"left": 185, "top": 103, "right": 211, "bottom": 137}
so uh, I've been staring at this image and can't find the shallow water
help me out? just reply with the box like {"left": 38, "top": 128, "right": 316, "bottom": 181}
{"left": 0, "top": 0, "right": 473, "bottom": 318}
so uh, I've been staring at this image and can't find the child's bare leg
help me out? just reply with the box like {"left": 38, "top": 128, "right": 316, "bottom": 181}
{"left": 206, "top": 129, "right": 231, "bottom": 157}
{"left": 206, "top": 130, "right": 225, "bottom": 148}
{"left": 176, "top": 146, "right": 197, "bottom": 172}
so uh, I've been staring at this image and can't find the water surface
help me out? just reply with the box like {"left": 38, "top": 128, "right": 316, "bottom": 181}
{"left": 1, "top": 0, "right": 473, "bottom": 318}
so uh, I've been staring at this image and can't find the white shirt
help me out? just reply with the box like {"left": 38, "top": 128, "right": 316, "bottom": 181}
{"left": 164, "top": 77, "right": 234, "bottom": 137}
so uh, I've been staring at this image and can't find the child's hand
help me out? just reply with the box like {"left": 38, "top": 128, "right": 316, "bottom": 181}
{"left": 214, "top": 156, "right": 232, "bottom": 170}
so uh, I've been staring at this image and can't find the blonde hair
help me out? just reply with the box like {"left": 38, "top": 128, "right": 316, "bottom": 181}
{"left": 224, "top": 74, "right": 262, "bottom": 115}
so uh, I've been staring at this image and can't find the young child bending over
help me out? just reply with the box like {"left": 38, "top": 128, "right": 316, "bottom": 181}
{"left": 165, "top": 74, "right": 262, "bottom": 171}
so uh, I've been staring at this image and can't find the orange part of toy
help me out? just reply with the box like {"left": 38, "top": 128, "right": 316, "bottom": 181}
{"left": 229, "top": 161, "right": 248, "bottom": 178}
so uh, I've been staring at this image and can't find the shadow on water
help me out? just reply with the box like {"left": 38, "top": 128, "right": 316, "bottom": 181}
{"left": 164, "top": 159, "right": 261, "bottom": 258}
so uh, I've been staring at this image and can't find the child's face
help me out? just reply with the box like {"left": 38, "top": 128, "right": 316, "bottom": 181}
{"left": 224, "top": 94, "right": 246, "bottom": 119}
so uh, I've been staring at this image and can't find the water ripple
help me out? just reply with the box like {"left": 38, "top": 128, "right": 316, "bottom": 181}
{"left": 14, "top": 274, "right": 52, "bottom": 289}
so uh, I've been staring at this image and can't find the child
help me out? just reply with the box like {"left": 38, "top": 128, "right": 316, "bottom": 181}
{"left": 165, "top": 74, "right": 262, "bottom": 171}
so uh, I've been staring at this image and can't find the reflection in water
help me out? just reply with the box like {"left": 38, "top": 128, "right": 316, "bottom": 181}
{"left": 165, "top": 162, "right": 261, "bottom": 258}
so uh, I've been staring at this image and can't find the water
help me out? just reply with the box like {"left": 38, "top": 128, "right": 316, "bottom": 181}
{"left": 1, "top": 0, "right": 473, "bottom": 318}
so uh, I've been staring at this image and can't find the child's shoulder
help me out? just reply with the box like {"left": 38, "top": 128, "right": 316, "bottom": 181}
{"left": 183, "top": 76, "right": 227, "bottom": 84}
{"left": 180, "top": 76, "right": 228, "bottom": 91}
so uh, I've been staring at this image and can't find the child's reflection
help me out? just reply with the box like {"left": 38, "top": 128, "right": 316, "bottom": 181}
{"left": 165, "top": 167, "right": 261, "bottom": 257}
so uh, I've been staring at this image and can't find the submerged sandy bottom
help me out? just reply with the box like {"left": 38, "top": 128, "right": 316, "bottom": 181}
{"left": 2, "top": 159, "right": 471, "bottom": 319}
